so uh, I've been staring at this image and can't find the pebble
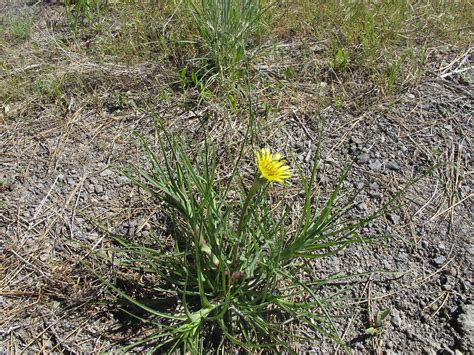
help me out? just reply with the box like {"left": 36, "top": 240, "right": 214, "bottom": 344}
{"left": 433, "top": 255, "right": 446, "bottom": 266}
{"left": 369, "top": 182, "right": 379, "bottom": 191}
{"left": 389, "top": 213, "right": 401, "bottom": 224}
{"left": 396, "top": 252, "right": 407, "bottom": 261}
{"left": 90, "top": 177, "right": 99, "bottom": 185}
{"left": 117, "top": 176, "right": 131, "bottom": 185}
{"left": 457, "top": 304, "right": 474, "bottom": 341}
{"left": 94, "top": 184, "right": 104, "bottom": 194}
{"left": 386, "top": 160, "right": 401, "bottom": 171}
{"left": 423, "top": 347, "right": 437, "bottom": 355}
{"left": 442, "top": 283, "right": 453, "bottom": 291}
{"left": 127, "top": 221, "right": 137, "bottom": 237}
{"left": 391, "top": 309, "right": 402, "bottom": 327}
{"left": 358, "top": 153, "right": 370, "bottom": 164}
{"left": 100, "top": 169, "right": 113, "bottom": 177}
{"left": 441, "top": 275, "right": 455, "bottom": 289}
{"left": 369, "top": 159, "right": 382, "bottom": 171}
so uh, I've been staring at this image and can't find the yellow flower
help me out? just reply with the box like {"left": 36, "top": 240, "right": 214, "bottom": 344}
{"left": 256, "top": 148, "right": 292, "bottom": 184}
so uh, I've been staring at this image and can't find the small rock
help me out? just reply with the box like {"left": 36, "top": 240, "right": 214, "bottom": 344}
{"left": 389, "top": 213, "right": 401, "bottom": 224}
{"left": 462, "top": 280, "right": 471, "bottom": 292}
{"left": 319, "top": 175, "right": 329, "bottom": 184}
{"left": 369, "top": 182, "right": 379, "bottom": 191}
{"left": 423, "top": 347, "right": 437, "bottom": 355}
{"left": 94, "top": 184, "right": 104, "bottom": 194}
{"left": 90, "top": 177, "right": 99, "bottom": 185}
{"left": 67, "top": 178, "right": 76, "bottom": 186}
{"left": 358, "top": 153, "right": 370, "bottom": 164}
{"left": 117, "top": 176, "right": 130, "bottom": 185}
{"left": 127, "top": 221, "right": 137, "bottom": 237}
{"left": 433, "top": 255, "right": 446, "bottom": 266}
{"left": 386, "top": 160, "right": 401, "bottom": 171}
{"left": 438, "top": 242, "right": 446, "bottom": 251}
{"left": 391, "top": 309, "right": 402, "bottom": 327}
{"left": 396, "top": 252, "right": 407, "bottom": 261}
{"left": 100, "top": 169, "right": 113, "bottom": 177}
{"left": 369, "top": 159, "right": 382, "bottom": 171}
{"left": 86, "top": 184, "right": 95, "bottom": 193}
{"left": 458, "top": 304, "right": 474, "bottom": 337}
{"left": 442, "top": 284, "right": 453, "bottom": 291}
{"left": 441, "top": 348, "right": 455, "bottom": 355}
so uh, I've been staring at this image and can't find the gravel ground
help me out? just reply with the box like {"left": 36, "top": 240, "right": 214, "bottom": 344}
{"left": 1, "top": 1, "right": 473, "bottom": 354}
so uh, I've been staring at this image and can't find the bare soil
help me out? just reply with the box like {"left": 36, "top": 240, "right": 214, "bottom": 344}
{"left": 1, "top": 1, "right": 473, "bottom": 354}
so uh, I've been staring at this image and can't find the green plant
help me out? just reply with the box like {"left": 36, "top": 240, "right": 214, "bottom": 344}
{"left": 9, "top": 17, "right": 34, "bottom": 40}
{"left": 187, "top": 0, "right": 270, "bottom": 81}
{"left": 332, "top": 47, "right": 349, "bottom": 72}
{"left": 65, "top": 0, "right": 102, "bottom": 31}
{"left": 92, "top": 110, "right": 411, "bottom": 352}
{"left": 179, "top": 67, "right": 213, "bottom": 100}
{"left": 384, "top": 59, "right": 401, "bottom": 96}
{"left": 365, "top": 309, "right": 390, "bottom": 336}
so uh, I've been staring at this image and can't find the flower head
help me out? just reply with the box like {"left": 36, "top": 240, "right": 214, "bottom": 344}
{"left": 256, "top": 148, "right": 292, "bottom": 184}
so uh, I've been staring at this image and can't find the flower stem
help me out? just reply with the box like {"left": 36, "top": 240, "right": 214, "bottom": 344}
{"left": 232, "top": 178, "right": 264, "bottom": 266}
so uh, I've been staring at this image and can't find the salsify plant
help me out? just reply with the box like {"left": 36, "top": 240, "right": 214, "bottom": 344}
{"left": 97, "top": 125, "right": 399, "bottom": 353}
